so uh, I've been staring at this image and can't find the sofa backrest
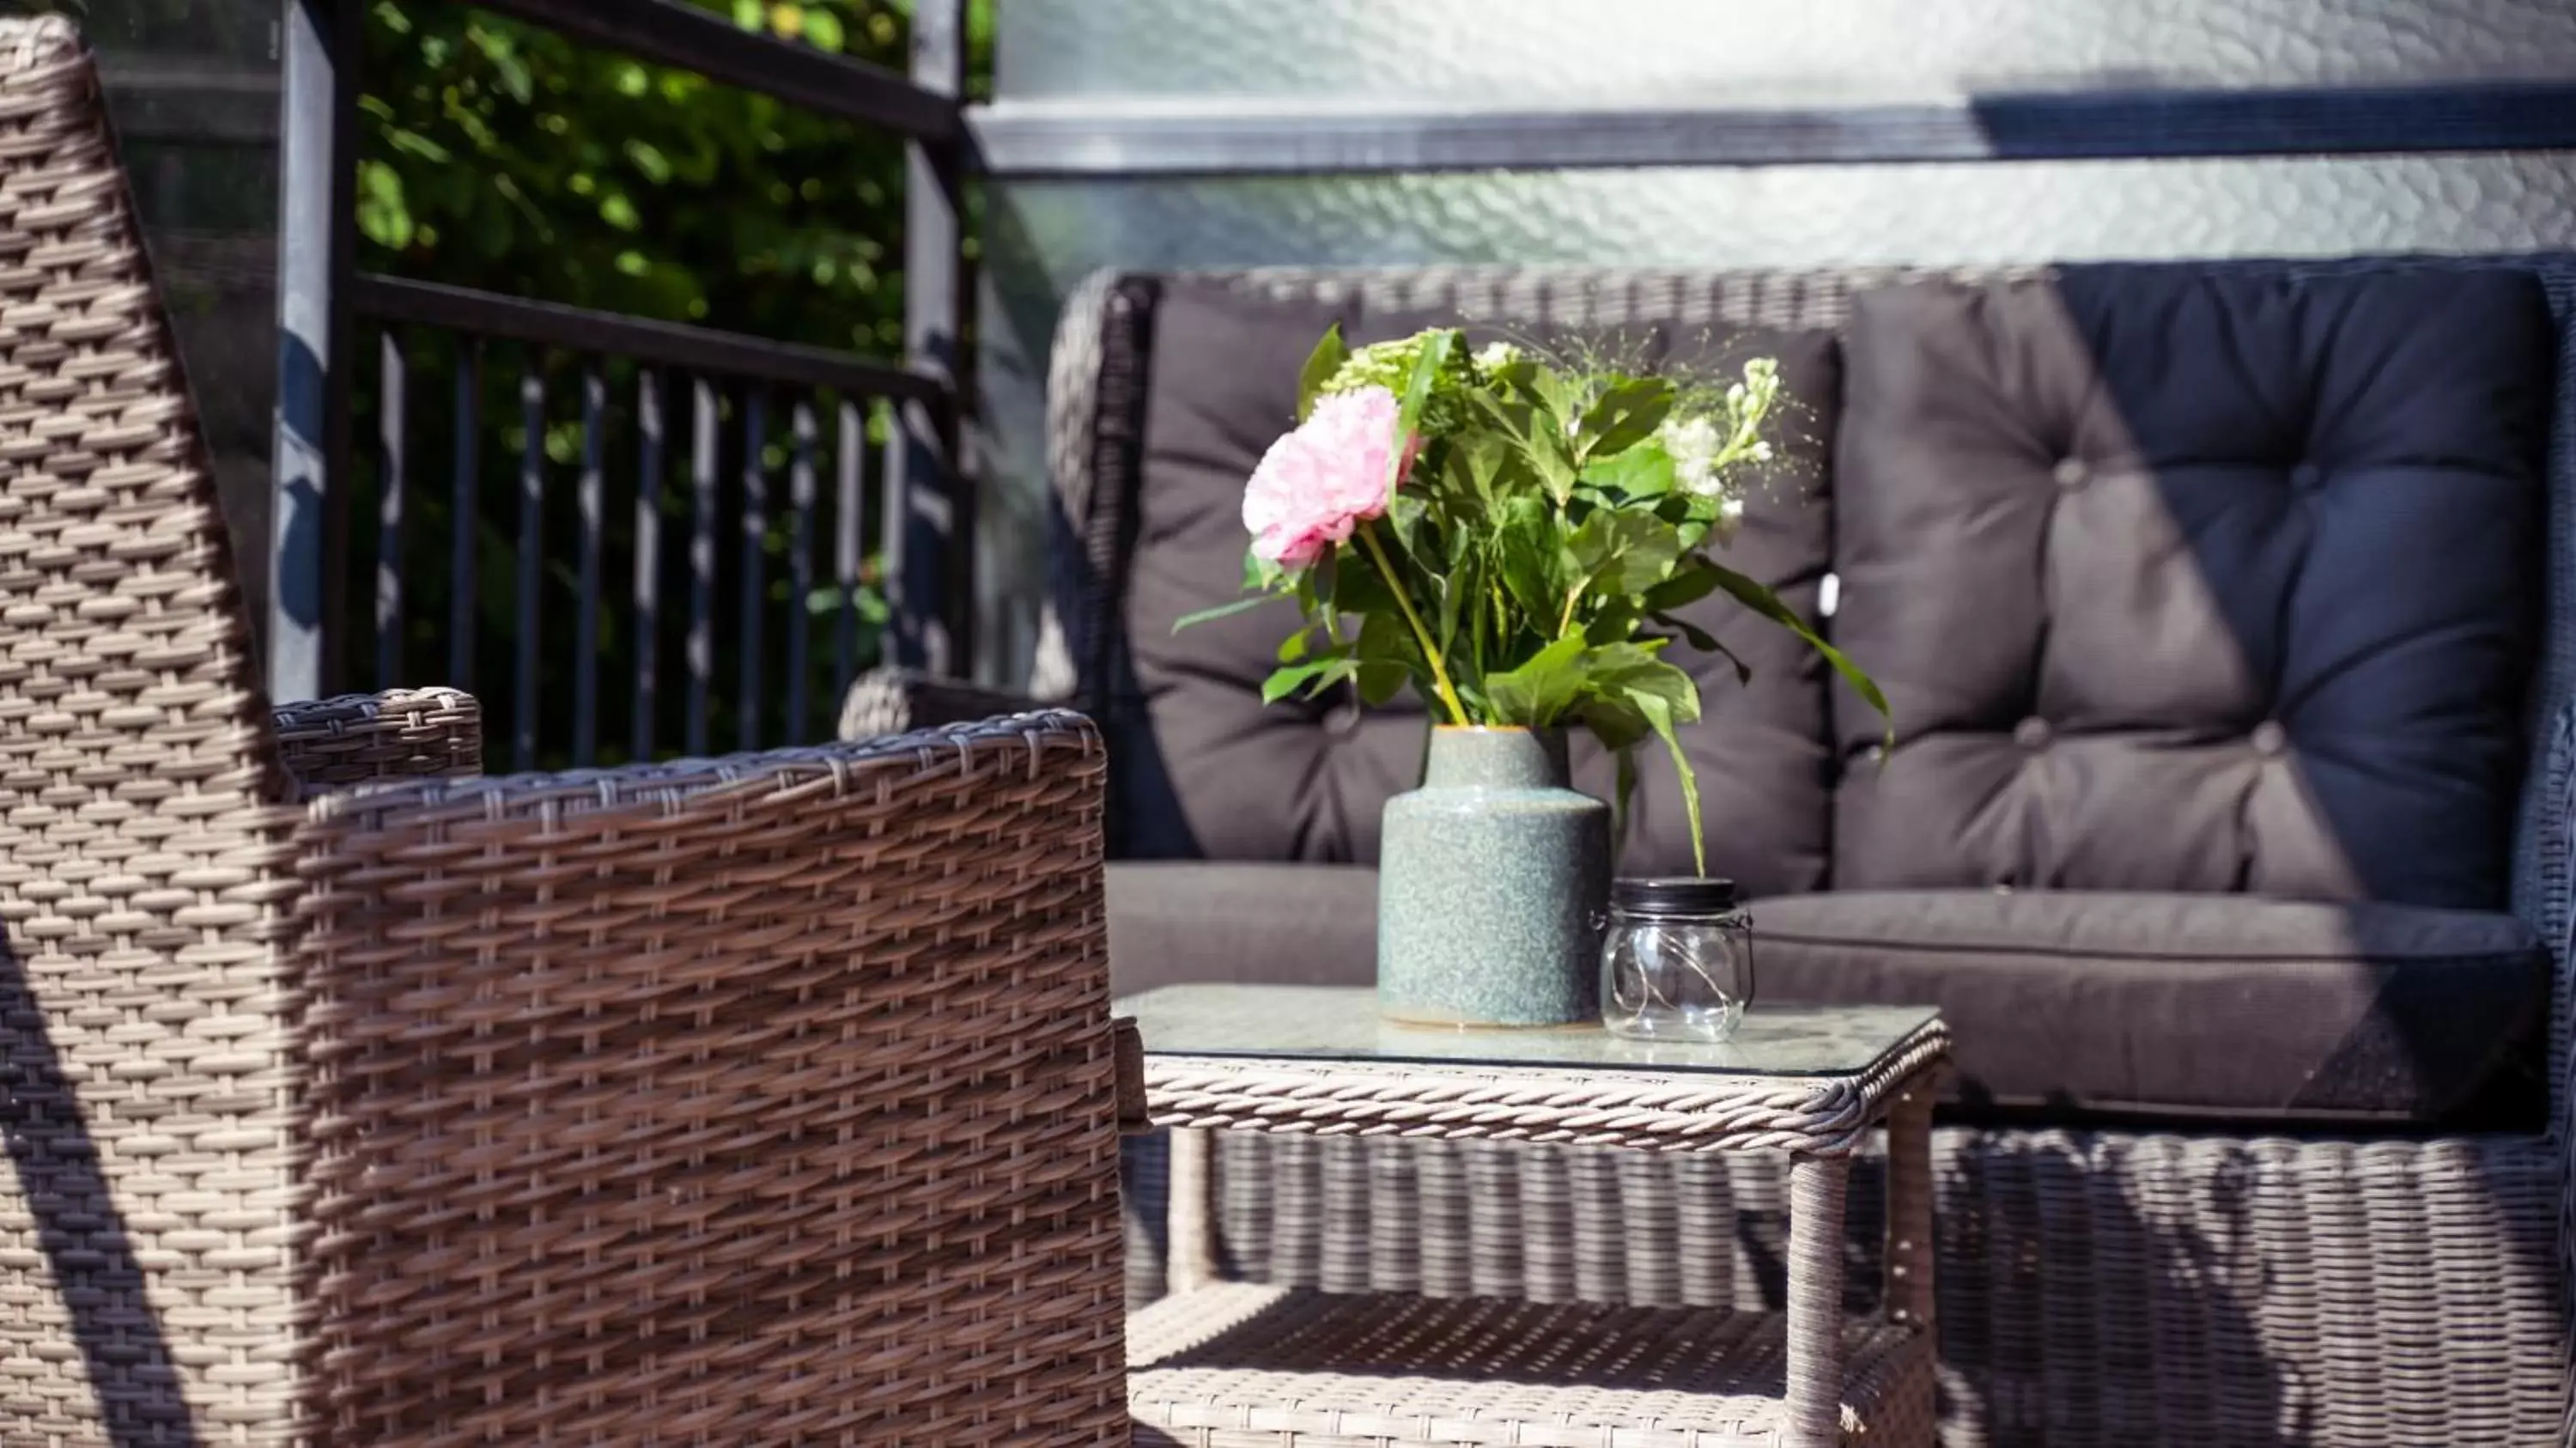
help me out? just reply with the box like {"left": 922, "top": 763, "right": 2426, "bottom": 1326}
{"left": 1832, "top": 265, "right": 2556, "bottom": 911}
{"left": 1053, "top": 270, "right": 1873, "bottom": 894}
{"left": 1042, "top": 260, "right": 2576, "bottom": 922}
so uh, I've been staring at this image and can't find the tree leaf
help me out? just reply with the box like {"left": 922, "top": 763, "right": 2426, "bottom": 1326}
{"left": 1579, "top": 377, "right": 1675, "bottom": 462}
{"left": 1483, "top": 632, "right": 1589, "bottom": 727}
{"left": 1296, "top": 325, "right": 1349, "bottom": 423}
{"left": 1707, "top": 563, "right": 1895, "bottom": 741}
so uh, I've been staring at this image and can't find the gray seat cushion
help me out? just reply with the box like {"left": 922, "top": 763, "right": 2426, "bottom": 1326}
{"left": 1109, "top": 861, "right": 1378, "bottom": 998}
{"left": 1754, "top": 889, "right": 2549, "bottom": 1124}
{"left": 1117, "top": 277, "right": 1841, "bottom": 891}
{"left": 1831, "top": 267, "right": 2555, "bottom": 910}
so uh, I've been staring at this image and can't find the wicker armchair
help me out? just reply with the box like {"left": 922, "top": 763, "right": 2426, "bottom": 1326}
{"left": 940, "top": 264, "right": 2576, "bottom": 1448}
{"left": 0, "top": 20, "right": 1127, "bottom": 1445}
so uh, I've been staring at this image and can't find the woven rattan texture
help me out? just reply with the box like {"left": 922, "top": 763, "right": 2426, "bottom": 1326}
{"left": 293, "top": 713, "right": 1129, "bottom": 1445}
{"left": 1127, "top": 1282, "right": 1932, "bottom": 1448}
{"left": 1143, "top": 1019, "right": 1948, "bottom": 1159}
{"left": 1175, "top": 1128, "right": 2565, "bottom": 1447}
{"left": 0, "top": 18, "right": 306, "bottom": 1445}
{"left": 272, "top": 687, "right": 481, "bottom": 800}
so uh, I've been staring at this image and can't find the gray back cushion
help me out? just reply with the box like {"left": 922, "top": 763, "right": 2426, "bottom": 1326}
{"left": 1116, "top": 277, "right": 1840, "bottom": 891}
{"left": 1831, "top": 267, "right": 2556, "bottom": 909}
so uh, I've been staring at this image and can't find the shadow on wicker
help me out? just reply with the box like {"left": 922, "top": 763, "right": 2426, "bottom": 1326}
{"left": 0, "top": 20, "right": 1129, "bottom": 1445}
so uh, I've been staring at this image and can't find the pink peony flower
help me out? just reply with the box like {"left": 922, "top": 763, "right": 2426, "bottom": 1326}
{"left": 1242, "top": 386, "right": 1415, "bottom": 569}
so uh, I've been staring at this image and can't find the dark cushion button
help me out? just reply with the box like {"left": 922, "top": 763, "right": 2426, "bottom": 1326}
{"left": 2052, "top": 458, "right": 2089, "bottom": 489}
{"left": 2288, "top": 462, "right": 2324, "bottom": 489}
{"left": 2014, "top": 717, "right": 2052, "bottom": 750}
{"left": 2251, "top": 721, "right": 2288, "bottom": 757}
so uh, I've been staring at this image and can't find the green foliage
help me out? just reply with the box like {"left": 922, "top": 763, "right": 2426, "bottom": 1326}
{"left": 344, "top": 0, "right": 993, "bottom": 764}
{"left": 1188, "top": 326, "right": 1891, "bottom": 873}
{"left": 358, "top": 0, "right": 993, "bottom": 351}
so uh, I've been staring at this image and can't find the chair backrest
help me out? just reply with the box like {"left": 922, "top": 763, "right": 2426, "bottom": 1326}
{"left": 0, "top": 16, "right": 305, "bottom": 1443}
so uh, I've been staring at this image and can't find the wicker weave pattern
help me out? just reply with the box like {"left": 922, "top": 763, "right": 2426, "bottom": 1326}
{"left": 0, "top": 18, "right": 307, "bottom": 1444}
{"left": 293, "top": 713, "right": 1129, "bottom": 1445}
{"left": 1144, "top": 1019, "right": 1949, "bottom": 1159}
{"left": 1190, "top": 1127, "right": 2566, "bottom": 1447}
{"left": 3, "top": 25, "right": 1135, "bottom": 1441}
{"left": 271, "top": 687, "right": 481, "bottom": 800}
{"left": 1128, "top": 1282, "right": 1933, "bottom": 1448}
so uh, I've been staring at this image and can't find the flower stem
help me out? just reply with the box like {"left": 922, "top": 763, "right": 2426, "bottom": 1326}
{"left": 1358, "top": 523, "right": 1468, "bottom": 725}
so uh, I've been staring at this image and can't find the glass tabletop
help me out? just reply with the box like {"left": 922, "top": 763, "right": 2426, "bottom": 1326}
{"left": 1117, "top": 984, "right": 1940, "bottom": 1080}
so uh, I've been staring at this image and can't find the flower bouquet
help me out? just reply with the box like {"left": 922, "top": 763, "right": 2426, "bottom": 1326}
{"left": 1182, "top": 325, "right": 1887, "bottom": 1025}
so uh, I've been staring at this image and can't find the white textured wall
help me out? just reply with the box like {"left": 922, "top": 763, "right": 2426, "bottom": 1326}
{"left": 973, "top": 0, "right": 2576, "bottom": 685}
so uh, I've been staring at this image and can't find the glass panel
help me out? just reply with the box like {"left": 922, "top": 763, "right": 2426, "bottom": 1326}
{"left": 1120, "top": 983, "right": 1936, "bottom": 1079}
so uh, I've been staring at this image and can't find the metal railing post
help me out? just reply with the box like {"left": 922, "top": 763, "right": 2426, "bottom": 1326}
{"left": 887, "top": 0, "right": 971, "bottom": 677}
{"left": 271, "top": 0, "right": 359, "bottom": 704}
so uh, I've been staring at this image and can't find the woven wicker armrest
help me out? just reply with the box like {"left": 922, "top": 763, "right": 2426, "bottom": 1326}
{"left": 838, "top": 666, "right": 1055, "bottom": 739}
{"left": 289, "top": 711, "right": 1128, "bottom": 1441}
{"left": 272, "top": 687, "right": 483, "bottom": 800}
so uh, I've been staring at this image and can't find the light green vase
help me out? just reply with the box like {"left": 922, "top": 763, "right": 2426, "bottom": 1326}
{"left": 1377, "top": 727, "right": 1611, "bottom": 1027}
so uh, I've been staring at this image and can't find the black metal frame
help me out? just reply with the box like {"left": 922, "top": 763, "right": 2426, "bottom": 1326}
{"left": 274, "top": 0, "right": 975, "bottom": 703}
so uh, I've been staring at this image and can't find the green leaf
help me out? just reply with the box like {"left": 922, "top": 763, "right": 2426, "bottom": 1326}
{"left": 1493, "top": 495, "right": 1560, "bottom": 623}
{"left": 1296, "top": 325, "right": 1349, "bottom": 423}
{"left": 1636, "top": 691, "right": 1707, "bottom": 876}
{"left": 1609, "top": 745, "right": 1639, "bottom": 870}
{"left": 1171, "top": 596, "right": 1269, "bottom": 632}
{"left": 1388, "top": 330, "right": 1457, "bottom": 491}
{"left": 1642, "top": 561, "right": 1722, "bottom": 612}
{"left": 1358, "top": 660, "right": 1411, "bottom": 707}
{"left": 1582, "top": 441, "right": 1677, "bottom": 499}
{"left": 1583, "top": 598, "right": 1639, "bottom": 648}
{"left": 1650, "top": 613, "right": 1750, "bottom": 684}
{"left": 1355, "top": 612, "right": 1417, "bottom": 707}
{"left": 1579, "top": 378, "right": 1676, "bottom": 462}
{"left": 1707, "top": 563, "right": 1895, "bottom": 740}
{"left": 1484, "top": 632, "right": 1589, "bottom": 727}
{"left": 1262, "top": 657, "right": 1357, "bottom": 703}
{"left": 1569, "top": 509, "right": 1682, "bottom": 599}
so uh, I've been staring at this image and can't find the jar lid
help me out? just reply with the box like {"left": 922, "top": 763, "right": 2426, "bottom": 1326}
{"left": 1613, "top": 876, "right": 1739, "bottom": 917}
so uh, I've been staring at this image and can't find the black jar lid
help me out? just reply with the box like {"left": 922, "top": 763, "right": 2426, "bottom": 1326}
{"left": 1612, "top": 876, "right": 1739, "bottom": 917}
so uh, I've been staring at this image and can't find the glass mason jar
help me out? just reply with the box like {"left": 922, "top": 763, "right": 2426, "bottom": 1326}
{"left": 1601, "top": 878, "right": 1754, "bottom": 1043}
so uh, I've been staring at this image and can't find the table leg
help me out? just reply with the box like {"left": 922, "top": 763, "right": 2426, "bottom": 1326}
{"left": 1785, "top": 1153, "right": 1850, "bottom": 1448}
{"left": 1882, "top": 1086, "right": 1936, "bottom": 1333}
{"left": 1165, "top": 1127, "right": 1218, "bottom": 1293}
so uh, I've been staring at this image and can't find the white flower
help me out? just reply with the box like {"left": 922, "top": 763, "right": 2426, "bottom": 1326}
{"left": 1659, "top": 415, "right": 1730, "bottom": 498}
{"left": 1473, "top": 340, "right": 1521, "bottom": 371}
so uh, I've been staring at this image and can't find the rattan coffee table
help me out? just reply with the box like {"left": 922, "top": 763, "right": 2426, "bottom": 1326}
{"left": 1117, "top": 983, "right": 1950, "bottom": 1448}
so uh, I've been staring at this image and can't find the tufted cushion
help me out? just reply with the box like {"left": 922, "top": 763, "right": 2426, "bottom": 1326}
{"left": 1754, "top": 889, "right": 2549, "bottom": 1126}
{"left": 1118, "top": 277, "right": 1839, "bottom": 891}
{"left": 1831, "top": 268, "right": 2556, "bottom": 910}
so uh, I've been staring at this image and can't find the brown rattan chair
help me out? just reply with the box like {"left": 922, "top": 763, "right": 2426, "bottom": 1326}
{"left": 0, "top": 19, "right": 1128, "bottom": 1444}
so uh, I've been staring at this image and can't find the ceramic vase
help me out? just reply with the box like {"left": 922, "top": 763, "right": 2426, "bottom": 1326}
{"left": 1376, "top": 726, "right": 1611, "bottom": 1026}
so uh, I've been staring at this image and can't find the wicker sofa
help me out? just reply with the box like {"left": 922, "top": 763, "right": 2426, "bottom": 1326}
{"left": 854, "top": 262, "right": 2576, "bottom": 1446}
